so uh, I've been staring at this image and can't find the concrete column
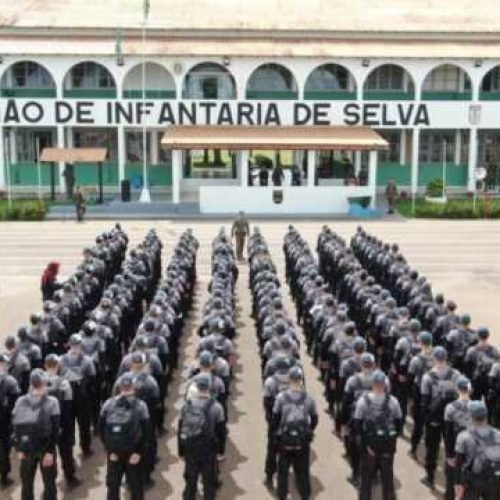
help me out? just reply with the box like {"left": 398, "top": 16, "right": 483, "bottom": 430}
{"left": 368, "top": 150, "right": 378, "bottom": 208}
{"left": 354, "top": 151, "right": 362, "bottom": 176}
{"left": 118, "top": 126, "right": 126, "bottom": 183}
{"left": 9, "top": 129, "right": 16, "bottom": 164}
{"left": 454, "top": 129, "right": 462, "bottom": 166}
{"left": 468, "top": 128, "right": 478, "bottom": 191}
{"left": 240, "top": 150, "right": 249, "bottom": 187}
{"left": 172, "top": 148, "right": 181, "bottom": 203}
{"left": 400, "top": 129, "right": 407, "bottom": 165}
{"left": 411, "top": 128, "right": 420, "bottom": 197}
{"left": 307, "top": 150, "right": 316, "bottom": 187}
{"left": 57, "top": 126, "right": 65, "bottom": 190}
{"left": 151, "top": 130, "right": 159, "bottom": 164}
{"left": 0, "top": 127, "right": 5, "bottom": 189}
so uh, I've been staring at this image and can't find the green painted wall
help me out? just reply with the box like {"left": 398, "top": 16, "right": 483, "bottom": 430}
{"left": 304, "top": 91, "right": 357, "bottom": 100}
{"left": 8, "top": 162, "right": 53, "bottom": 186}
{"left": 63, "top": 89, "right": 117, "bottom": 99}
{"left": 125, "top": 163, "right": 172, "bottom": 187}
{"left": 246, "top": 90, "right": 298, "bottom": 100}
{"left": 480, "top": 91, "right": 500, "bottom": 101}
{"left": 376, "top": 163, "right": 468, "bottom": 187}
{"left": 363, "top": 91, "right": 415, "bottom": 100}
{"left": 1, "top": 88, "right": 56, "bottom": 98}
{"left": 123, "top": 90, "right": 176, "bottom": 99}
{"left": 7, "top": 162, "right": 119, "bottom": 187}
{"left": 377, "top": 163, "right": 411, "bottom": 186}
{"left": 72, "top": 163, "right": 119, "bottom": 186}
{"left": 6, "top": 163, "right": 173, "bottom": 188}
{"left": 421, "top": 91, "right": 472, "bottom": 101}
{"left": 418, "top": 163, "right": 468, "bottom": 186}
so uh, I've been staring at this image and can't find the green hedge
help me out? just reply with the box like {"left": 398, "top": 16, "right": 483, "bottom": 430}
{"left": 0, "top": 199, "right": 48, "bottom": 221}
{"left": 396, "top": 198, "right": 500, "bottom": 219}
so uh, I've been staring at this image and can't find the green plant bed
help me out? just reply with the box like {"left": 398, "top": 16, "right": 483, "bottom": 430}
{"left": 395, "top": 198, "right": 500, "bottom": 219}
{"left": 0, "top": 199, "right": 48, "bottom": 221}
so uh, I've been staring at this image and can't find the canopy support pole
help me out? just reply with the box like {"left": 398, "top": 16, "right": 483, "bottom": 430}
{"left": 411, "top": 128, "right": 420, "bottom": 213}
{"left": 468, "top": 128, "right": 478, "bottom": 192}
{"left": 307, "top": 150, "right": 316, "bottom": 187}
{"left": 240, "top": 150, "right": 249, "bottom": 187}
{"left": 98, "top": 161, "right": 104, "bottom": 204}
{"left": 368, "top": 150, "right": 378, "bottom": 208}
{"left": 172, "top": 149, "right": 181, "bottom": 204}
{"left": 50, "top": 162, "right": 56, "bottom": 201}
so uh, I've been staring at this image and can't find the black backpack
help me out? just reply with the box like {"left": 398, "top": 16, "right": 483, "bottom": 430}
{"left": 103, "top": 396, "right": 142, "bottom": 453}
{"left": 13, "top": 395, "right": 52, "bottom": 453}
{"left": 428, "top": 370, "right": 458, "bottom": 417}
{"left": 362, "top": 394, "right": 398, "bottom": 450}
{"left": 179, "top": 399, "right": 215, "bottom": 453}
{"left": 470, "top": 429, "right": 500, "bottom": 485}
{"left": 475, "top": 349, "right": 497, "bottom": 380}
{"left": 278, "top": 392, "right": 311, "bottom": 449}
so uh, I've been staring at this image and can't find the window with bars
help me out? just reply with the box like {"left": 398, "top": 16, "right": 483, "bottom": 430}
{"left": 478, "top": 132, "right": 500, "bottom": 164}
{"left": 305, "top": 64, "right": 350, "bottom": 91}
{"left": 10, "top": 62, "right": 53, "bottom": 88}
{"left": 419, "top": 131, "right": 457, "bottom": 163}
{"left": 247, "top": 64, "right": 297, "bottom": 92}
{"left": 70, "top": 63, "right": 115, "bottom": 89}
{"left": 183, "top": 63, "right": 236, "bottom": 99}
{"left": 125, "top": 132, "right": 151, "bottom": 163}
{"left": 73, "top": 129, "right": 117, "bottom": 160}
{"left": 14, "top": 129, "right": 53, "bottom": 162}
{"left": 365, "top": 65, "right": 411, "bottom": 91}
{"left": 377, "top": 130, "right": 401, "bottom": 163}
{"left": 482, "top": 67, "right": 500, "bottom": 92}
{"left": 423, "top": 65, "right": 471, "bottom": 92}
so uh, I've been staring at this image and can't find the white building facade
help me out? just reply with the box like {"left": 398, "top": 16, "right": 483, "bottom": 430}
{"left": 1, "top": 0, "right": 500, "bottom": 209}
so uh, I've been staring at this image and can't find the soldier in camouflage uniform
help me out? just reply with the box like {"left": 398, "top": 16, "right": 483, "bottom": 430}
{"left": 231, "top": 211, "right": 250, "bottom": 261}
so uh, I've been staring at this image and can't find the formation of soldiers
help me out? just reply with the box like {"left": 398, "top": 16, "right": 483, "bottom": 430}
{"left": 249, "top": 229, "right": 318, "bottom": 500}
{"left": 1, "top": 225, "right": 199, "bottom": 499}
{"left": 177, "top": 229, "right": 236, "bottom": 500}
{"left": 282, "top": 224, "right": 500, "bottom": 500}
{"left": 2, "top": 220, "right": 500, "bottom": 500}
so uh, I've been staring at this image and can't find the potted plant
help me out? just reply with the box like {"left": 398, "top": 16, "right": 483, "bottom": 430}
{"left": 425, "top": 178, "right": 447, "bottom": 204}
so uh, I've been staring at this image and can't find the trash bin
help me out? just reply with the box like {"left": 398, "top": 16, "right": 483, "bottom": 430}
{"left": 121, "top": 179, "right": 131, "bottom": 202}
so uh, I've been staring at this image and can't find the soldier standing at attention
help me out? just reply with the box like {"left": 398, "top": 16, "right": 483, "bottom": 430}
{"left": 385, "top": 180, "right": 398, "bottom": 215}
{"left": 231, "top": 211, "right": 250, "bottom": 261}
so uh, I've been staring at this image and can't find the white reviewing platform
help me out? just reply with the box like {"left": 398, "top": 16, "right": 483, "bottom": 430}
{"left": 199, "top": 185, "right": 374, "bottom": 214}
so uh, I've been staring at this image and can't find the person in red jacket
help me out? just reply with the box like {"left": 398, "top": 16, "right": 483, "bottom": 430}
{"left": 40, "top": 262, "right": 62, "bottom": 301}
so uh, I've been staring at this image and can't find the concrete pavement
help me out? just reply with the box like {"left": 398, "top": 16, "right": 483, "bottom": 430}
{"left": 1, "top": 219, "right": 500, "bottom": 499}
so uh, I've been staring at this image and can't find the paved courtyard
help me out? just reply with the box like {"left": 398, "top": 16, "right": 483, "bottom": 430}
{"left": 1, "top": 219, "right": 500, "bottom": 499}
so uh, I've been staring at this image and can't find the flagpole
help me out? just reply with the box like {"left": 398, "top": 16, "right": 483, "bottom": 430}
{"left": 139, "top": 0, "right": 151, "bottom": 203}
{"left": 36, "top": 137, "right": 42, "bottom": 201}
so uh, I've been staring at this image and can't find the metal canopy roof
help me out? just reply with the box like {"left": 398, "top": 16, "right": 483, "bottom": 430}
{"left": 161, "top": 126, "right": 389, "bottom": 151}
{"left": 40, "top": 148, "right": 107, "bottom": 163}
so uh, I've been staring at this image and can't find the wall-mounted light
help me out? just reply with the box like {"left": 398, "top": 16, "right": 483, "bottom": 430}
{"left": 362, "top": 58, "right": 370, "bottom": 67}
{"left": 115, "top": 29, "right": 125, "bottom": 67}
{"left": 469, "top": 104, "right": 482, "bottom": 126}
{"left": 223, "top": 56, "right": 231, "bottom": 67}
{"left": 173, "top": 62, "right": 183, "bottom": 75}
{"left": 474, "top": 59, "right": 483, "bottom": 68}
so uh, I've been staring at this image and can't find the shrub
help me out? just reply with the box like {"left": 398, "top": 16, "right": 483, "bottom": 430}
{"left": 426, "top": 178, "right": 444, "bottom": 198}
{"left": 253, "top": 154, "right": 273, "bottom": 169}
{"left": 400, "top": 197, "right": 500, "bottom": 219}
{"left": 0, "top": 199, "right": 47, "bottom": 221}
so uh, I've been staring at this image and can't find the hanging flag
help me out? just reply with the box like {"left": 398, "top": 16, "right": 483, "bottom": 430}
{"left": 115, "top": 29, "right": 124, "bottom": 65}
{"left": 143, "top": 0, "right": 150, "bottom": 20}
